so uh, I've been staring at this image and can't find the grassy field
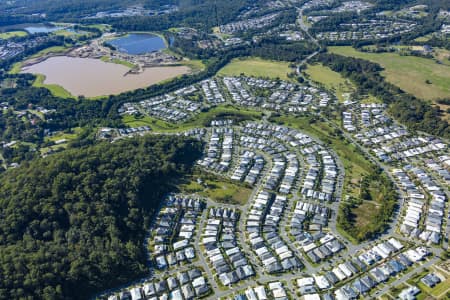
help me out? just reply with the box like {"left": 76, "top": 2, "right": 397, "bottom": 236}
{"left": 434, "top": 48, "right": 450, "bottom": 67}
{"left": 30, "top": 45, "right": 69, "bottom": 59}
{"left": 33, "top": 74, "right": 74, "bottom": 99}
{"left": 45, "top": 127, "right": 82, "bottom": 143}
{"left": 0, "top": 31, "right": 28, "bottom": 39}
{"left": 218, "top": 57, "right": 293, "bottom": 81}
{"left": 86, "top": 24, "right": 111, "bottom": 32}
{"left": 304, "top": 63, "right": 355, "bottom": 102}
{"left": 181, "top": 59, "right": 205, "bottom": 72}
{"left": 100, "top": 56, "right": 136, "bottom": 69}
{"left": 328, "top": 46, "right": 450, "bottom": 101}
{"left": 179, "top": 173, "right": 252, "bottom": 205}
{"left": 123, "top": 105, "right": 263, "bottom": 132}
{"left": 361, "top": 94, "right": 383, "bottom": 104}
{"left": 8, "top": 62, "right": 23, "bottom": 74}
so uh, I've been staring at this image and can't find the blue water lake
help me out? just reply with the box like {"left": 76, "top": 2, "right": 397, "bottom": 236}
{"left": 108, "top": 33, "right": 167, "bottom": 55}
{"left": 25, "top": 25, "right": 62, "bottom": 34}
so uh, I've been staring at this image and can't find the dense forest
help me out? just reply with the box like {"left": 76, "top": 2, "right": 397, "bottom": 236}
{"left": 315, "top": 53, "right": 450, "bottom": 138}
{"left": 0, "top": 135, "right": 202, "bottom": 299}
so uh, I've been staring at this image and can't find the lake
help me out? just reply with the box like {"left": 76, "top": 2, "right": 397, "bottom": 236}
{"left": 108, "top": 33, "right": 167, "bottom": 55}
{"left": 25, "top": 25, "right": 63, "bottom": 34}
{"left": 21, "top": 56, "right": 190, "bottom": 98}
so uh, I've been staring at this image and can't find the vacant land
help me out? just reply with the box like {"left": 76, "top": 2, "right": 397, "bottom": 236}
{"left": 328, "top": 46, "right": 450, "bottom": 101}
{"left": 179, "top": 173, "right": 252, "bottom": 205}
{"left": 304, "top": 63, "right": 355, "bottom": 102}
{"left": 180, "top": 59, "right": 206, "bottom": 72}
{"left": 218, "top": 57, "right": 293, "bottom": 81}
{"left": 45, "top": 127, "right": 82, "bottom": 143}
{"left": 33, "top": 74, "right": 74, "bottom": 99}
{"left": 100, "top": 56, "right": 136, "bottom": 69}
{"left": 434, "top": 48, "right": 450, "bottom": 67}
{"left": 30, "top": 45, "right": 70, "bottom": 59}
{"left": 0, "top": 31, "right": 28, "bottom": 39}
{"left": 123, "top": 105, "right": 263, "bottom": 132}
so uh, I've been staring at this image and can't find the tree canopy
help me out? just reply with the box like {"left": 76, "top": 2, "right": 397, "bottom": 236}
{"left": 0, "top": 135, "right": 202, "bottom": 299}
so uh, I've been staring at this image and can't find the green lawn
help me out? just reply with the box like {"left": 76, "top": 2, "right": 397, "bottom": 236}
{"left": 86, "top": 24, "right": 111, "bottom": 32}
{"left": 8, "top": 62, "right": 23, "bottom": 74}
{"left": 328, "top": 46, "right": 450, "bottom": 101}
{"left": 100, "top": 56, "right": 136, "bottom": 69}
{"left": 304, "top": 63, "right": 355, "bottom": 102}
{"left": 361, "top": 94, "right": 383, "bottom": 104}
{"left": 0, "top": 31, "right": 28, "bottom": 39}
{"left": 33, "top": 74, "right": 74, "bottom": 99}
{"left": 45, "top": 128, "right": 82, "bottom": 143}
{"left": 30, "top": 46, "right": 69, "bottom": 59}
{"left": 180, "top": 59, "right": 206, "bottom": 72}
{"left": 218, "top": 57, "right": 293, "bottom": 81}
{"left": 179, "top": 173, "right": 252, "bottom": 205}
{"left": 123, "top": 105, "right": 263, "bottom": 132}
{"left": 416, "top": 275, "right": 450, "bottom": 299}
{"left": 53, "top": 29, "right": 77, "bottom": 37}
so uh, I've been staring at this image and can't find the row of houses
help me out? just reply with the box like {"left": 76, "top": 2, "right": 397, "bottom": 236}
{"left": 117, "top": 126, "right": 151, "bottom": 137}
{"left": 201, "top": 79, "right": 226, "bottom": 104}
{"left": 282, "top": 239, "right": 423, "bottom": 299}
{"left": 231, "top": 150, "right": 265, "bottom": 186}
{"left": 238, "top": 122, "right": 339, "bottom": 199}
{"left": 198, "top": 127, "right": 235, "bottom": 173}
{"left": 301, "top": 150, "right": 337, "bottom": 202}
{"left": 150, "top": 195, "right": 205, "bottom": 270}
{"left": 226, "top": 281, "right": 289, "bottom": 300}
{"left": 408, "top": 166, "right": 446, "bottom": 243}
{"left": 343, "top": 103, "right": 388, "bottom": 133}
{"left": 118, "top": 85, "right": 204, "bottom": 123}
{"left": 231, "top": 239, "right": 422, "bottom": 300}
{"left": 434, "top": 155, "right": 450, "bottom": 184}
{"left": 223, "top": 77, "right": 254, "bottom": 106}
{"left": 292, "top": 241, "right": 423, "bottom": 299}
{"left": 201, "top": 207, "right": 255, "bottom": 286}
{"left": 344, "top": 101, "right": 448, "bottom": 244}
{"left": 331, "top": 246, "right": 429, "bottom": 300}
{"left": 107, "top": 268, "right": 210, "bottom": 300}
{"left": 225, "top": 77, "right": 332, "bottom": 112}
{"left": 315, "top": 19, "right": 417, "bottom": 41}
{"left": 219, "top": 13, "right": 280, "bottom": 34}
{"left": 246, "top": 192, "right": 302, "bottom": 273}
{"left": 288, "top": 198, "right": 344, "bottom": 262}
{"left": 178, "top": 128, "right": 207, "bottom": 141}
{"left": 394, "top": 166, "right": 447, "bottom": 244}
{"left": 0, "top": 36, "right": 51, "bottom": 60}
{"left": 301, "top": 0, "right": 335, "bottom": 11}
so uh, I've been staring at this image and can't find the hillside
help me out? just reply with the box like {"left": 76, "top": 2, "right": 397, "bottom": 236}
{"left": 0, "top": 135, "right": 202, "bottom": 299}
